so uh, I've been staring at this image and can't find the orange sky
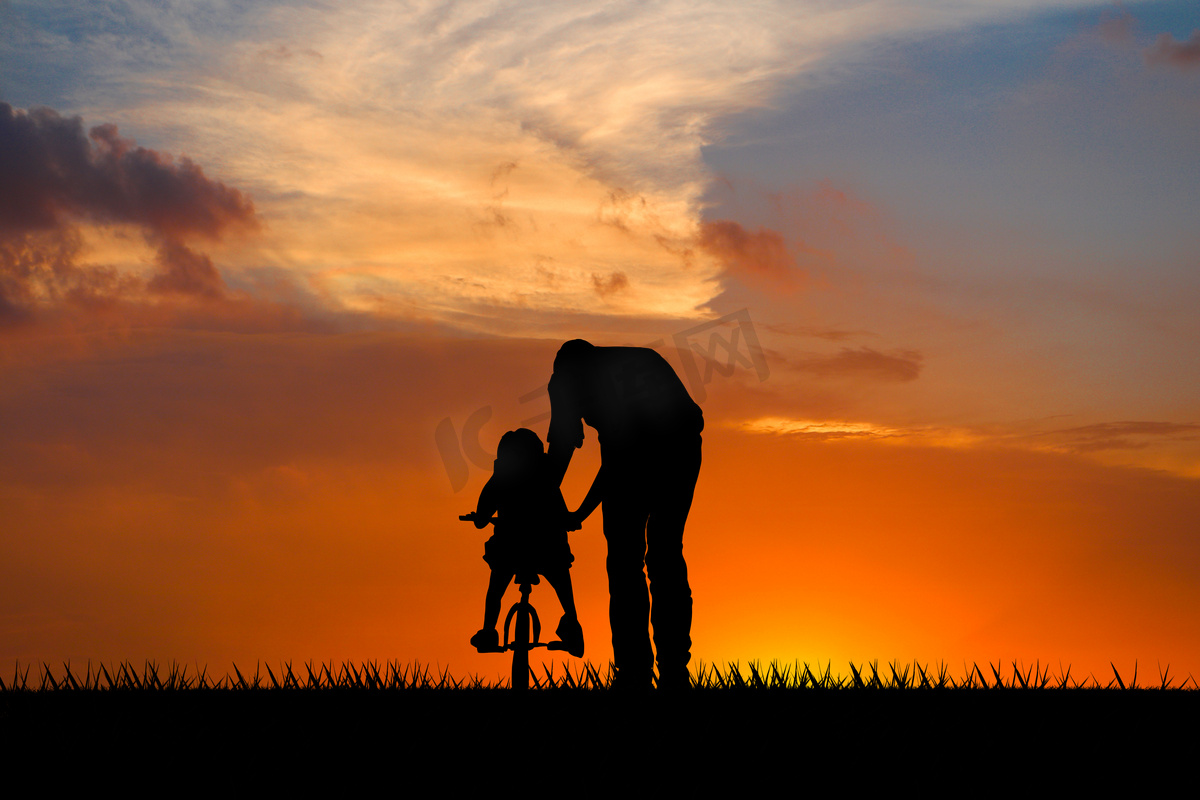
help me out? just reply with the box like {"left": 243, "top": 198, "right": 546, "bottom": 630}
{"left": 2, "top": 1, "right": 1199, "bottom": 683}
{"left": 2, "top": 324, "right": 1198, "bottom": 683}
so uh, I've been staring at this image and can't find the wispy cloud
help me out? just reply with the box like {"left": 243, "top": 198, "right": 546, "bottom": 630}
{"left": 787, "top": 346, "right": 923, "bottom": 383}
{"left": 3, "top": 0, "right": 1117, "bottom": 330}
{"left": 762, "top": 322, "right": 878, "bottom": 342}
{"left": 1033, "top": 421, "right": 1200, "bottom": 453}
{"left": 742, "top": 417, "right": 902, "bottom": 440}
{"left": 739, "top": 414, "right": 1200, "bottom": 477}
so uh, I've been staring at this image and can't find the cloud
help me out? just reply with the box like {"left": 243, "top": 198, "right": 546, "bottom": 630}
{"left": 147, "top": 240, "right": 227, "bottom": 299}
{"left": 699, "top": 220, "right": 801, "bottom": 291}
{"left": 591, "top": 271, "right": 629, "bottom": 297}
{"left": 788, "top": 346, "right": 923, "bottom": 382}
{"left": 733, "top": 414, "right": 1200, "bottom": 478}
{"left": 742, "top": 417, "right": 900, "bottom": 440}
{"left": 0, "top": 102, "right": 261, "bottom": 321}
{"left": 700, "top": 178, "right": 911, "bottom": 303}
{"left": 5, "top": 1, "right": 1150, "bottom": 330}
{"left": 1038, "top": 421, "right": 1200, "bottom": 453}
{"left": 1145, "top": 30, "right": 1200, "bottom": 70}
{"left": 763, "top": 322, "right": 876, "bottom": 341}
{"left": 0, "top": 228, "right": 137, "bottom": 326}
{"left": 0, "top": 104, "right": 256, "bottom": 239}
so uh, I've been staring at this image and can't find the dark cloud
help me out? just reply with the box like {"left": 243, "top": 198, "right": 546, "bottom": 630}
{"left": 0, "top": 103, "right": 256, "bottom": 239}
{"left": 0, "top": 102, "right": 260, "bottom": 321}
{"left": 1145, "top": 30, "right": 1200, "bottom": 70}
{"left": 786, "top": 346, "right": 923, "bottom": 383}
{"left": 698, "top": 219, "right": 801, "bottom": 291}
{"left": 147, "top": 240, "right": 227, "bottom": 299}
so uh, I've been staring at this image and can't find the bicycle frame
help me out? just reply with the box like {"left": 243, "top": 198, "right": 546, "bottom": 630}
{"left": 504, "top": 574, "right": 546, "bottom": 690}
{"left": 461, "top": 514, "right": 568, "bottom": 690}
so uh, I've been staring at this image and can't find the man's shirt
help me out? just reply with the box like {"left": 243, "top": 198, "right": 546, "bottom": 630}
{"left": 548, "top": 346, "right": 703, "bottom": 456}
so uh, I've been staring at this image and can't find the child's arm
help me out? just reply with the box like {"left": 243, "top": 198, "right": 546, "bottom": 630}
{"left": 473, "top": 474, "right": 499, "bottom": 529}
{"left": 569, "top": 465, "right": 605, "bottom": 529}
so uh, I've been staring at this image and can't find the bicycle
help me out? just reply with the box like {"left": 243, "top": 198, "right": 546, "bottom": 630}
{"left": 460, "top": 512, "right": 572, "bottom": 690}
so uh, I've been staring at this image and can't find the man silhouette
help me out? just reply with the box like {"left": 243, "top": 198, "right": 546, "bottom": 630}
{"left": 548, "top": 339, "right": 703, "bottom": 690}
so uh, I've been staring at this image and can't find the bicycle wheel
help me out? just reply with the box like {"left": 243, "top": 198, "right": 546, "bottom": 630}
{"left": 512, "top": 602, "right": 530, "bottom": 690}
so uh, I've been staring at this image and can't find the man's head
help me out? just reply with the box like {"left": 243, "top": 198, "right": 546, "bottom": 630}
{"left": 553, "top": 339, "right": 595, "bottom": 374}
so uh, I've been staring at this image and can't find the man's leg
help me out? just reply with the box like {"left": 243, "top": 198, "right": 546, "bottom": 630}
{"left": 645, "top": 438, "right": 700, "bottom": 687}
{"left": 603, "top": 491, "right": 654, "bottom": 688}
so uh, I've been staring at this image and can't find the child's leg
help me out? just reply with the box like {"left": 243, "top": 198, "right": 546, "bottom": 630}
{"left": 472, "top": 569, "right": 513, "bottom": 651}
{"left": 543, "top": 568, "right": 577, "bottom": 620}
{"left": 544, "top": 568, "right": 584, "bottom": 657}
{"left": 483, "top": 569, "right": 513, "bottom": 630}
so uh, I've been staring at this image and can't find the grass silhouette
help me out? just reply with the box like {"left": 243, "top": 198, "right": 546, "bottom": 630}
{"left": 4, "top": 658, "right": 1196, "bottom": 691}
{"left": 3, "top": 657, "right": 1196, "bottom": 787}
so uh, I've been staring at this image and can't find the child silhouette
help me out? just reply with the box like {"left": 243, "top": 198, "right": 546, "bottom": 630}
{"left": 467, "top": 428, "right": 584, "bottom": 657}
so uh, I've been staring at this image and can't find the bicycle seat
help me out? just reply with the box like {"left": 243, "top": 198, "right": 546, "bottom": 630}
{"left": 514, "top": 570, "right": 540, "bottom": 586}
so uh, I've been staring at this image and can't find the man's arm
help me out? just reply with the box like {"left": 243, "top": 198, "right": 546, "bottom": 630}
{"left": 569, "top": 465, "right": 605, "bottom": 529}
{"left": 547, "top": 439, "right": 575, "bottom": 488}
{"left": 547, "top": 372, "right": 584, "bottom": 487}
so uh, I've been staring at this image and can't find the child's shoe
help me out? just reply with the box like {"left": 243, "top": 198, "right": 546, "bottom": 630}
{"left": 470, "top": 628, "right": 501, "bottom": 652}
{"left": 554, "top": 616, "right": 585, "bottom": 658}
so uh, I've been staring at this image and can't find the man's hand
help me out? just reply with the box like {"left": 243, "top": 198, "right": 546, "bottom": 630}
{"left": 564, "top": 509, "right": 584, "bottom": 532}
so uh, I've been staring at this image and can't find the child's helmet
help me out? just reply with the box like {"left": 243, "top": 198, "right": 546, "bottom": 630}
{"left": 495, "top": 428, "right": 545, "bottom": 477}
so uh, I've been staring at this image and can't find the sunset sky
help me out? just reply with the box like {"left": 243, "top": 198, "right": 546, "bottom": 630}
{"left": 3, "top": 0, "right": 1198, "bottom": 684}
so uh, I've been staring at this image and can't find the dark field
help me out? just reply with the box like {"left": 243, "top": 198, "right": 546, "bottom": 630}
{"left": 3, "top": 662, "right": 1197, "bottom": 788}
{"left": 5, "top": 689, "right": 1197, "bottom": 785}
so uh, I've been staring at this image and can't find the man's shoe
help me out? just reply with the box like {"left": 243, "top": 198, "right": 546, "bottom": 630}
{"left": 610, "top": 668, "right": 653, "bottom": 692}
{"left": 656, "top": 667, "right": 693, "bottom": 692}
